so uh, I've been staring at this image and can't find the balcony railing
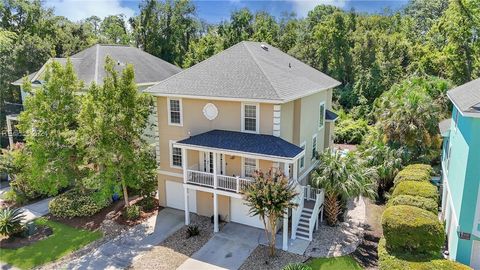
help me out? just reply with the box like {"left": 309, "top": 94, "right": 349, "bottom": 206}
{"left": 186, "top": 169, "right": 254, "bottom": 193}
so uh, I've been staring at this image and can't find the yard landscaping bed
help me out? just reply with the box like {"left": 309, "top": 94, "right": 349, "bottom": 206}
{"left": 0, "top": 224, "right": 52, "bottom": 249}
{"left": 239, "top": 245, "right": 308, "bottom": 270}
{"left": 0, "top": 218, "right": 101, "bottom": 269}
{"left": 130, "top": 214, "right": 215, "bottom": 270}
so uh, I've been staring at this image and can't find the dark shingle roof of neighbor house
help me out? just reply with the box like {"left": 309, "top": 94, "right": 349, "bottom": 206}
{"left": 326, "top": 109, "right": 339, "bottom": 121}
{"left": 438, "top": 118, "right": 452, "bottom": 137}
{"left": 447, "top": 77, "right": 480, "bottom": 117}
{"left": 13, "top": 45, "right": 181, "bottom": 86}
{"left": 145, "top": 41, "right": 341, "bottom": 103}
{"left": 176, "top": 130, "right": 304, "bottom": 159}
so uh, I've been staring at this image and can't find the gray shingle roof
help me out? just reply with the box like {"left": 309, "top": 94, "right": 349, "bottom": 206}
{"left": 447, "top": 78, "right": 480, "bottom": 117}
{"left": 13, "top": 45, "right": 181, "bottom": 86}
{"left": 145, "top": 41, "right": 341, "bottom": 102}
{"left": 438, "top": 118, "right": 451, "bottom": 137}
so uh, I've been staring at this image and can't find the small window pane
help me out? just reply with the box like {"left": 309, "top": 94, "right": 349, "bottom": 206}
{"left": 172, "top": 147, "right": 182, "bottom": 167}
{"left": 244, "top": 118, "right": 256, "bottom": 131}
{"left": 319, "top": 104, "right": 325, "bottom": 128}
{"left": 243, "top": 104, "right": 257, "bottom": 132}
{"left": 312, "top": 137, "right": 317, "bottom": 159}
{"left": 169, "top": 99, "right": 181, "bottom": 124}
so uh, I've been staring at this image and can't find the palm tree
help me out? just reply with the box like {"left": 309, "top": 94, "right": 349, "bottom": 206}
{"left": 311, "top": 149, "right": 376, "bottom": 226}
{"left": 361, "top": 144, "right": 404, "bottom": 201}
{"left": 242, "top": 170, "right": 297, "bottom": 257}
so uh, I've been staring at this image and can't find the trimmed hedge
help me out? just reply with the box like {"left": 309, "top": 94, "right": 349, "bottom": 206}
{"left": 392, "top": 181, "right": 438, "bottom": 201}
{"left": 378, "top": 238, "right": 471, "bottom": 270}
{"left": 393, "top": 164, "right": 432, "bottom": 186}
{"left": 382, "top": 205, "right": 444, "bottom": 254}
{"left": 49, "top": 189, "right": 111, "bottom": 218}
{"left": 387, "top": 195, "right": 438, "bottom": 214}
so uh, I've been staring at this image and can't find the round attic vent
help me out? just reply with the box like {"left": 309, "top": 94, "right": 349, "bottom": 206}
{"left": 203, "top": 103, "right": 218, "bottom": 120}
{"left": 261, "top": 44, "right": 269, "bottom": 51}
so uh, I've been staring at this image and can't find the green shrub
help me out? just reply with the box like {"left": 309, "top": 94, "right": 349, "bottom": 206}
{"left": 282, "top": 263, "right": 312, "bottom": 270}
{"left": 382, "top": 205, "right": 444, "bottom": 254}
{"left": 393, "top": 165, "right": 432, "bottom": 186}
{"left": 125, "top": 205, "right": 140, "bottom": 220}
{"left": 3, "top": 189, "right": 28, "bottom": 205}
{"left": 387, "top": 195, "right": 438, "bottom": 214}
{"left": 49, "top": 189, "right": 111, "bottom": 218}
{"left": 140, "top": 196, "right": 157, "bottom": 212}
{"left": 378, "top": 238, "right": 471, "bottom": 270}
{"left": 186, "top": 225, "right": 200, "bottom": 238}
{"left": 0, "top": 207, "right": 26, "bottom": 236}
{"left": 392, "top": 181, "right": 438, "bottom": 201}
{"left": 334, "top": 115, "right": 370, "bottom": 145}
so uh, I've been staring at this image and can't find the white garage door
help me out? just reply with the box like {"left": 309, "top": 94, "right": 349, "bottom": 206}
{"left": 472, "top": 240, "right": 480, "bottom": 270}
{"left": 166, "top": 180, "right": 196, "bottom": 213}
{"left": 231, "top": 197, "right": 263, "bottom": 229}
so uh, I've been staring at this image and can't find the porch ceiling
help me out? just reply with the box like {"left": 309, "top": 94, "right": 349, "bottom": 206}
{"left": 175, "top": 129, "right": 304, "bottom": 161}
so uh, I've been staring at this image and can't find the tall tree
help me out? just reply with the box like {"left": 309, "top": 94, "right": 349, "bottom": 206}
{"left": 17, "top": 60, "right": 82, "bottom": 196}
{"left": 77, "top": 57, "right": 156, "bottom": 206}
{"left": 100, "top": 14, "right": 130, "bottom": 44}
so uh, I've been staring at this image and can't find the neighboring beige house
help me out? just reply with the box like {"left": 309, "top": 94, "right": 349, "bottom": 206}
{"left": 6, "top": 44, "right": 181, "bottom": 149}
{"left": 145, "top": 41, "right": 340, "bottom": 250}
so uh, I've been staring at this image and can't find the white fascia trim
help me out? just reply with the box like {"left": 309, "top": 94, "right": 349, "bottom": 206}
{"left": 184, "top": 183, "right": 243, "bottom": 199}
{"left": 174, "top": 142, "right": 303, "bottom": 164}
{"left": 241, "top": 102, "right": 260, "bottom": 134}
{"left": 158, "top": 170, "right": 183, "bottom": 178}
{"left": 443, "top": 170, "right": 459, "bottom": 230}
{"left": 167, "top": 97, "right": 183, "bottom": 127}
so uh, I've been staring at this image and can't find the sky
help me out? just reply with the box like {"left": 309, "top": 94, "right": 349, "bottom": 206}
{"left": 44, "top": 0, "right": 410, "bottom": 24}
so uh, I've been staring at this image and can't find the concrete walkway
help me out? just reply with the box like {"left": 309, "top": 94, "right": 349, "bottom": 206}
{"left": 65, "top": 208, "right": 184, "bottom": 270}
{"left": 178, "top": 223, "right": 263, "bottom": 270}
{"left": 21, "top": 198, "right": 52, "bottom": 222}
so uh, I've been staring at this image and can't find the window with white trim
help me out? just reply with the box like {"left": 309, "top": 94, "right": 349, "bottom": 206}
{"left": 319, "top": 102, "right": 325, "bottom": 130}
{"left": 168, "top": 98, "right": 182, "bottom": 126}
{"left": 170, "top": 141, "right": 182, "bottom": 168}
{"left": 312, "top": 134, "right": 317, "bottom": 160}
{"left": 244, "top": 158, "right": 257, "bottom": 178}
{"left": 242, "top": 103, "right": 259, "bottom": 133}
{"left": 299, "top": 141, "right": 306, "bottom": 170}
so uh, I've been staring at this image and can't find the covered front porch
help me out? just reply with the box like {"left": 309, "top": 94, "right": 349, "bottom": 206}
{"left": 174, "top": 129, "right": 305, "bottom": 251}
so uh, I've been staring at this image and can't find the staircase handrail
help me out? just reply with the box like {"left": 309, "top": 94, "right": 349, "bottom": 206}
{"left": 291, "top": 184, "right": 304, "bottom": 239}
{"left": 308, "top": 189, "right": 324, "bottom": 240}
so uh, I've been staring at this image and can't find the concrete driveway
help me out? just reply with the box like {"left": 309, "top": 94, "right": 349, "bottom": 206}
{"left": 178, "top": 223, "right": 264, "bottom": 270}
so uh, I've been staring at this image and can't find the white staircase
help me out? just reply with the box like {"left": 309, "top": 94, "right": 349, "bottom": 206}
{"left": 291, "top": 185, "right": 324, "bottom": 241}
{"left": 296, "top": 207, "right": 313, "bottom": 240}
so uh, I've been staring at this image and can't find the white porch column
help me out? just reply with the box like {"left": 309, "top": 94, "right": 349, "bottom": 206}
{"left": 293, "top": 161, "right": 298, "bottom": 181}
{"left": 213, "top": 192, "right": 219, "bottom": 232}
{"left": 213, "top": 152, "right": 218, "bottom": 189}
{"left": 283, "top": 211, "right": 288, "bottom": 251}
{"left": 182, "top": 148, "right": 190, "bottom": 225}
{"left": 184, "top": 188, "right": 190, "bottom": 225}
{"left": 6, "top": 116, "right": 14, "bottom": 148}
{"left": 283, "top": 162, "right": 290, "bottom": 178}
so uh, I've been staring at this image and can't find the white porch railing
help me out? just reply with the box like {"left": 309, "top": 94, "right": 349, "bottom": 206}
{"left": 308, "top": 189, "right": 325, "bottom": 240}
{"left": 186, "top": 169, "right": 254, "bottom": 194}
{"left": 291, "top": 184, "right": 305, "bottom": 239}
{"left": 304, "top": 185, "right": 323, "bottom": 201}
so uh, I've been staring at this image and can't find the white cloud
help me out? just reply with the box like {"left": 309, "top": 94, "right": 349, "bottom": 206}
{"left": 45, "top": 0, "right": 136, "bottom": 22}
{"left": 290, "top": 0, "right": 346, "bottom": 17}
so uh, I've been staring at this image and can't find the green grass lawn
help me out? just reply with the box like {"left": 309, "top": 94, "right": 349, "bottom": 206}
{"left": 0, "top": 218, "right": 102, "bottom": 269}
{"left": 307, "top": 256, "right": 363, "bottom": 270}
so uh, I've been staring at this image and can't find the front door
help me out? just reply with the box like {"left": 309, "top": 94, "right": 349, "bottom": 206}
{"left": 200, "top": 152, "right": 225, "bottom": 174}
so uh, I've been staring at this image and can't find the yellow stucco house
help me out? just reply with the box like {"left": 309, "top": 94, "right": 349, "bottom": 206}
{"left": 145, "top": 41, "right": 340, "bottom": 250}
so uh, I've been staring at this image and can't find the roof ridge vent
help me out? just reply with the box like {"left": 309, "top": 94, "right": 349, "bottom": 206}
{"left": 260, "top": 44, "right": 269, "bottom": 51}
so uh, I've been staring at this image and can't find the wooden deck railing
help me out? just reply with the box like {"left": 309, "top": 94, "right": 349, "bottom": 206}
{"left": 186, "top": 169, "right": 254, "bottom": 193}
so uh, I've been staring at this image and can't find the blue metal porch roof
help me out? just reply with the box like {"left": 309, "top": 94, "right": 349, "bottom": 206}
{"left": 177, "top": 130, "right": 303, "bottom": 159}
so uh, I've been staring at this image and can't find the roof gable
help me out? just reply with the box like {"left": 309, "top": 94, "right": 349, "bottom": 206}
{"left": 447, "top": 78, "right": 480, "bottom": 117}
{"left": 146, "top": 41, "right": 341, "bottom": 102}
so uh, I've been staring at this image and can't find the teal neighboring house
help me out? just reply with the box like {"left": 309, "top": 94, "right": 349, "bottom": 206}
{"left": 440, "top": 78, "right": 480, "bottom": 270}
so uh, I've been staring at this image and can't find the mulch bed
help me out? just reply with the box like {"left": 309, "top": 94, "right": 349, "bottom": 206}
{"left": 47, "top": 196, "right": 162, "bottom": 231}
{"left": 0, "top": 225, "right": 53, "bottom": 249}
{"left": 239, "top": 245, "right": 308, "bottom": 270}
{"left": 351, "top": 198, "right": 385, "bottom": 270}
